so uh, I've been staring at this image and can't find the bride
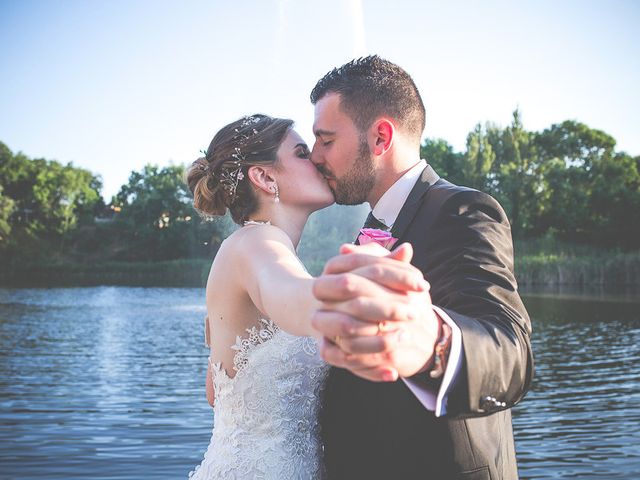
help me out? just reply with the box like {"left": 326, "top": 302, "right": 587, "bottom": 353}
{"left": 185, "top": 114, "right": 336, "bottom": 479}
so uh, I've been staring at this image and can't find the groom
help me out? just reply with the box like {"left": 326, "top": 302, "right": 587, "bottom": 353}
{"left": 310, "top": 56, "right": 533, "bottom": 479}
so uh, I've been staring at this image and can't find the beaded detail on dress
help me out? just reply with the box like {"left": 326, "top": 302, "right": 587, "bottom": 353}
{"left": 188, "top": 319, "right": 329, "bottom": 479}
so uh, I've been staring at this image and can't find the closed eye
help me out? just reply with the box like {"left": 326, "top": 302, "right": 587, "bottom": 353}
{"left": 296, "top": 145, "right": 311, "bottom": 159}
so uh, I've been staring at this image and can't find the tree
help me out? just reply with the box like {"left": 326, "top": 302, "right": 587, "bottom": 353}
{"left": 0, "top": 185, "right": 15, "bottom": 243}
{"left": 535, "top": 120, "right": 616, "bottom": 170}
{"left": 115, "top": 164, "right": 192, "bottom": 228}
{"left": 588, "top": 152, "right": 640, "bottom": 248}
{"left": 420, "top": 138, "right": 465, "bottom": 185}
{"left": 113, "top": 164, "right": 224, "bottom": 260}
{"left": 30, "top": 159, "right": 103, "bottom": 236}
{"left": 534, "top": 122, "right": 640, "bottom": 248}
{"left": 0, "top": 142, "right": 103, "bottom": 258}
{"left": 463, "top": 123, "right": 496, "bottom": 191}
{"left": 538, "top": 158, "right": 591, "bottom": 240}
{"left": 487, "top": 110, "right": 546, "bottom": 236}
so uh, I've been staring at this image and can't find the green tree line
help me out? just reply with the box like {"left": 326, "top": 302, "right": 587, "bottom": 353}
{"left": 423, "top": 111, "right": 640, "bottom": 247}
{"left": 1, "top": 111, "right": 638, "bottom": 276}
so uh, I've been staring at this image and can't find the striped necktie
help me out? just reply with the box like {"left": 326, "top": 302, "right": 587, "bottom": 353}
{"left": 362, "top": 211, "right": 389, "bottom": 231}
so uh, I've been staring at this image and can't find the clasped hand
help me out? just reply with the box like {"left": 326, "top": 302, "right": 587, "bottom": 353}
{"left": 311, "top": 242, "right": 441, "bottom": 382}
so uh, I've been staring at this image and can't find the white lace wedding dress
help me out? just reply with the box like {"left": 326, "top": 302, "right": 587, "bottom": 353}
{"left": 188, "top": 318, "right": 329, "bottom": 479}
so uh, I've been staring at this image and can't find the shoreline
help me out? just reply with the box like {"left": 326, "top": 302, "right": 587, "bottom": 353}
{"left": 1, "top": 252, "right": 639, "bottom": 288}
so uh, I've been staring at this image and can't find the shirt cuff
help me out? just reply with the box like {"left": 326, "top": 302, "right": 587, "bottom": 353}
{"left": 401, "top": 305, "right": 463, "bottom": 416}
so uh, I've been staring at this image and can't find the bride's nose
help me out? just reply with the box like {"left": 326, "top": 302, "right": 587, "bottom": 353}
{"left": 310, "top": 143, "right": 323, "bottom": 167}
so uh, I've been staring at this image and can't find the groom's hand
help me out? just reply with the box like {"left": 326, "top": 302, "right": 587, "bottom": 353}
{"left": 312, "top": 243, "right": 441, "bottom": 382}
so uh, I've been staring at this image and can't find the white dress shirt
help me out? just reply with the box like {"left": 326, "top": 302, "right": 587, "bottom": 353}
{"left": 371, "top": 159, "right": 462, "bottom": 417}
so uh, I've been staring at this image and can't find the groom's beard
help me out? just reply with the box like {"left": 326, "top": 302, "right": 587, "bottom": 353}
{"left": 332, "top": 137, "right": 376, "bottom": 205}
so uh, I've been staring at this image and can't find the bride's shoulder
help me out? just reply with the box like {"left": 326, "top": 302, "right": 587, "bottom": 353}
{"left": 241, "top": 223, "right": 293, "bottom": 247}
{"left": 222, "top": 224, "right": 295, "bottom": 257}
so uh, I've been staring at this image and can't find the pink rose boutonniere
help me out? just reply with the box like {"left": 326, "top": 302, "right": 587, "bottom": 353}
{"left": 357, "top": 228, "right": 398, "bottom": 250}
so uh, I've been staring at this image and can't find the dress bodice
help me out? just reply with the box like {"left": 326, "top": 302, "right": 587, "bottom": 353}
{"left": 188, "top": 319, "right": 329, "bottom": 479}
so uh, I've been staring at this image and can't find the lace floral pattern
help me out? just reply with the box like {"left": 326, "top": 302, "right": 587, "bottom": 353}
{"left": 188, "top": 319, "right": 329, "bottom": 479}
{"left": 231, "top": 318, "right": 280, "bottom": 373}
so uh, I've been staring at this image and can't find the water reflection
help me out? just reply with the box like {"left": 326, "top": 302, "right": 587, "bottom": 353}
{"left": 0, "top": 287, "right": 212, "bottom": 479}
{"left": 0, "top": 287, "right": 638, "bottom": 478}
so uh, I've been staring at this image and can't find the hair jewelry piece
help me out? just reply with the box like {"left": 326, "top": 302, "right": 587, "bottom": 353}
{"left": 197, "top": 115, "right": 264, "bottom": 203}
{"left": 196, "top": 147, "right": 245, "bottom": 202}
{"left": 219, "top": 116, "right": 263, "bottom": 202}
{"left": 218, "top": 159, "right": 245, "bottom": 202}
{"left": 198, "top": 150, "right": 211, "bottom": 173}
{"left": 233, "top": 115, "right": 261, "bottom": 146}
{"left": 240, "top": 115, "right": 261, "bottom": 127}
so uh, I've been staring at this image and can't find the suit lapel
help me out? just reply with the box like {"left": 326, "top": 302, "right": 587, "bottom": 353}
{"left": 390, "top": 165, "right": 440, "bottom": 245}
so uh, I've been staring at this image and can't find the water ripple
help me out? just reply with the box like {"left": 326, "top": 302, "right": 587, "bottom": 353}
{"left": 1, "top": 287, "right": 639, "bottom": 478}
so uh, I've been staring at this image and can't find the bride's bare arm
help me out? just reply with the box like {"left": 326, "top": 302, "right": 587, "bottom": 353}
{"left": 206, "top": 362, "right": 214, "bottom": 407}
{"left": 237, "top": 225, "right": 319, "bottom": 338}
{"left": 204, "top": 315, "right": 215, "bottom": 406}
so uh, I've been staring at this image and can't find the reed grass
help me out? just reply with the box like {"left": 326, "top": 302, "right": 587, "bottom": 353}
{"left": 2, "top": 237, "right": 638, "bottom": 287}
{"left": 0, "top": 258, "right": 211, "bottom": 287}
{"left": 516, "top": 252, "right": 640, "bottom": 286}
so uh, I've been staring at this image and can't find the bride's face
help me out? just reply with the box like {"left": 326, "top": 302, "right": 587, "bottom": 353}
{"left": 275, "top": 129, "right": 335, "bottom": 210}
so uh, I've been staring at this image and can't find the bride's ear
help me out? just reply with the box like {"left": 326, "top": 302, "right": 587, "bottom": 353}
{"left": 247, "top": 165, "right": 277, "bottom": 196}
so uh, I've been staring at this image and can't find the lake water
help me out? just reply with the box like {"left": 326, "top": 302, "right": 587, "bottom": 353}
{"left": 0, "top": 287, "right": 639, "bottom": 479}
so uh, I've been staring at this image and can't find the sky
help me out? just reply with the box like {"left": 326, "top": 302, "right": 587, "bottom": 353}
{"left": 1, "top": 0, "right": 639, "bottom": 200}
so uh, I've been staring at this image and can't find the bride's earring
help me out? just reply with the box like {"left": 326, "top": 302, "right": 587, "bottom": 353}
{"left": 273, "top": 185, "right": 280, "bottom": 203}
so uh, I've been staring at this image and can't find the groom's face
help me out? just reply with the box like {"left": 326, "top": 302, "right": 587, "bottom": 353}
{"left": 311, "top": 93, "right": 376, "bottom": 205}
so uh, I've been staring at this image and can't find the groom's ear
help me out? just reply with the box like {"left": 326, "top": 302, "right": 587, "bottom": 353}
{"left": 247, "top": 165, "right": 277, "bottom": 195}
{"left": 371, "top": 118, "right": 394, "bottom": 156}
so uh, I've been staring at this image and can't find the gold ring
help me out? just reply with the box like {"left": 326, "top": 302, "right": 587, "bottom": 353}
{"left": 377, "top": 322, "right": 386, "bottom": 335}
{"left": 333, "top": 335, "right": 341, "bottom": 346}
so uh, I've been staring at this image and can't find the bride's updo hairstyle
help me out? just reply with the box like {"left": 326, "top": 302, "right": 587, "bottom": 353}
{"left": 187, "top": 114, "right": 294, "bottom": 225}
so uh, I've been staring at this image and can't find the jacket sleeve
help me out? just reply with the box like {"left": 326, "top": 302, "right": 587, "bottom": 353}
{"left": 418, "top": 189, "right": 533, "bottom": 417}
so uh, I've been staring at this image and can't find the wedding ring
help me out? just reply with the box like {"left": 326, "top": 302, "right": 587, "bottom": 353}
{"left": 377, "top": 321, "right": 386, "bottom": 335}
{"left": 333, "top": 335, "right": 342, "bottom": 346}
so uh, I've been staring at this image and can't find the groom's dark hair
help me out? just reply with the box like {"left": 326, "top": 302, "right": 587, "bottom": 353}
{"left": 310, "top": 55, "right": 426, "bottom": 142}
